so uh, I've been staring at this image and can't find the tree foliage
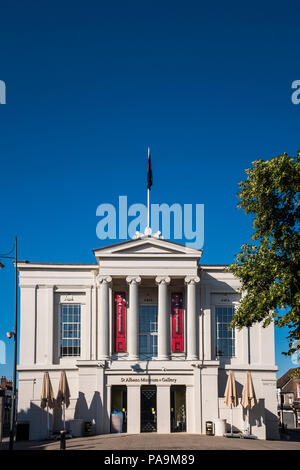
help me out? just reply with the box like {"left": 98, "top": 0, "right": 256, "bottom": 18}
{"left": 290, "top": 368, "right": 300, "bottom": 380}
{"left": 229, "top": 150, "right": 300, "bottom": 355}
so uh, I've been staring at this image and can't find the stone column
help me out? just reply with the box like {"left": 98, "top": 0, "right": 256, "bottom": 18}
{"left": 126, "top": 276, "right": 141, "bottom": 360}
{"left": 97, "top": 275, "right": 112, "bottom": 360}
{"left": 185, "top": 276, "right": 200, "bottom": 360}
{"left": 156, "top": 276, "right": 171, "bottom": 360}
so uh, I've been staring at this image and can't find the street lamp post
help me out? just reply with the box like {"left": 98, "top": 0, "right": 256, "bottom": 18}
{"left": 0, "top": 237, "right": 18, "bottom": 450}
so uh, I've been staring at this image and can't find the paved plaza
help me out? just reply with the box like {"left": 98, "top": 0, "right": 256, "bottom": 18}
{"left": 1, "top": 432, "right": 300, "bottom": 451}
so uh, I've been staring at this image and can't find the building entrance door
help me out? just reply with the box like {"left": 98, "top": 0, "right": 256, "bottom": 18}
{"left": 141, "top": 386, "right": 157, "bottom": 432}
{"left": 111, "top": 385, "right": 127, "bottom": 432}
{"left": 170, "top": 386, "right": 186, "bottom": 432}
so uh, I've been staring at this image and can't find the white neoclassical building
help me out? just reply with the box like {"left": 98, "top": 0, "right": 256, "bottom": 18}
{"left": 17, "top": 235, "right": 279, "bottom": 439}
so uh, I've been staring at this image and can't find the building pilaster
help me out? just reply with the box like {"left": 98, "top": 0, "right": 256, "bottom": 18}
{"left": 97, "top": 275, "right": 112, "bottom": 360}
{"left": 185, "top": 276, "right": 200, "bottom": 360}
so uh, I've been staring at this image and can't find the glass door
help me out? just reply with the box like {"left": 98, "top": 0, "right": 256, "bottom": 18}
{"left": 141, "top": 386, "right": 157, "bottom": 432}
{"left": 111, "top": 386, "right": 127, "bottom": 432}
{"left": 170, "top": 386, "right": 186, "bottom": 432}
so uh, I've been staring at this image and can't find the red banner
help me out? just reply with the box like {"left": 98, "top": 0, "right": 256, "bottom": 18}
{"left": 114, "top": 292, "right": 126, "bottom": 352}
{"left": 171, "top": 292, "right": 184, "bottom": 353}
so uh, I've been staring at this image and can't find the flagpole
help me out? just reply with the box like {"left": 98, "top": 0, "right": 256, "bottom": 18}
{"left": 147, "top": 146, "right": 150, "bottom": 228}
{"left": 147, "top": 188, "right": 150, "bottom": 228}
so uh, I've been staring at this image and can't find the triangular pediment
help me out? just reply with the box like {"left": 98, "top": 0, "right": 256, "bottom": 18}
{"left": 118, "top": 242, "right": 177, "bottom": 255}
{"left": 93, "top": 237, "right": 202, "bottom": 259}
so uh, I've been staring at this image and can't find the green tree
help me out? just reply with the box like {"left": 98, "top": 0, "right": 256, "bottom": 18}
{"left": 229, "top": 150, "right": 300, "bottom": 355}
{"left": 290, "top": 368, "right": 300, "bottom": 380}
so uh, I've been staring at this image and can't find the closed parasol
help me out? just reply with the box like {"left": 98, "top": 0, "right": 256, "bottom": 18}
{"left": 56, "top": 370, "right": 71, "bottom": 430}
{"left": 41, "top": 371, "right": 55, "bottom": 437}
{"left": 224, "top": 370, "right": 238, "bottom": 435}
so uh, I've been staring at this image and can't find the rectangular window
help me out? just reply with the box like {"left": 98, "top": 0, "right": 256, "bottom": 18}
{"left": 215, "top": 306, "right": 235, "bottom": 357}
{"left": 60, "top": 304, "right": 81, "bottom": 357}
{"left": 139, "top": 305, "right": 158, "bottom": 359}
{"left": 297, "top": 385, "right": 300, "bottom": 399}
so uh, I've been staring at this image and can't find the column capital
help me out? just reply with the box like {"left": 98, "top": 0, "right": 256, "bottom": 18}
{"left": 185, "top": 276, "right": 200, "bottom": 285}
{"left": 155, "top": 276, "right": 171, "bottom": 285}
{"left": 96, "top": 275, "right": 112, "bottom": 286}
{"left": 126, "top": 276, "right": 141, "bottom": 285}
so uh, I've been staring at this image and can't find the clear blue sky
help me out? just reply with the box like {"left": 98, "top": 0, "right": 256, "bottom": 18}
{"left": 1, "top": 0, "right": 299, "bottom": 379}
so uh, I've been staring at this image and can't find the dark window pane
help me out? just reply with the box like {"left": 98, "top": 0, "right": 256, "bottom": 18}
{"left": 216, "top": 306, "right": 235, "bottom": 357}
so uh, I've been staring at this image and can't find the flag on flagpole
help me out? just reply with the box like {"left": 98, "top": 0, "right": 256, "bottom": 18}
{"left": 147, "top": 147, "right": 153, "bottom": 190}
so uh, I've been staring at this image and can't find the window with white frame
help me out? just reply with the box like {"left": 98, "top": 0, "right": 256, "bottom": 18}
{"left": 298, "top": 385, "right": 300, "bottom": 399}
{"left": 139, "top": 305, "right": 158, "bottom": 359}
{"left": 60, "top": 304, "right": 81, "bottom": 357}
{"left": 215, "top": 306, "right": 236, "bottom": 357}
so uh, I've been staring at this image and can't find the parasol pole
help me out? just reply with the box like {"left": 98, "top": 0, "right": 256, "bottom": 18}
{"left": 247, "top": 407, "right": 250, "bottom": 435}
{"left": 63, "top": 401, "right": 66, "bottom": 430}
{"left": 47, "top": 404, "right": 50, "bottom": 438}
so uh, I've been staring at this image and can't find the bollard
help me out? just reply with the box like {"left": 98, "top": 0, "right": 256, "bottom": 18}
{"left": 60, "top": 430, "right": 67, "bottom": 450}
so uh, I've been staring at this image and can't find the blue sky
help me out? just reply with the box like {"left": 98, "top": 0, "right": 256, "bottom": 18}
{"left": 1, "top": 0, "right": 299, "bottom": 379}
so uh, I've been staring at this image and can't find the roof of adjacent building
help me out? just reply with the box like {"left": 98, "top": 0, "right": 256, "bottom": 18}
{"left": 277, "top": 368, "right": 299, "bottom": 390}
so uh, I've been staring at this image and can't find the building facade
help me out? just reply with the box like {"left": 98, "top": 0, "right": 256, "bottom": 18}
{"left": 17, "top": 236, "right": 279, "bottom": 439}
{"left": 277, "top": 368, "right": 300, "bottom": 429}
{"left": 0, "top": 376, "right": 13, "bottom": 437}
